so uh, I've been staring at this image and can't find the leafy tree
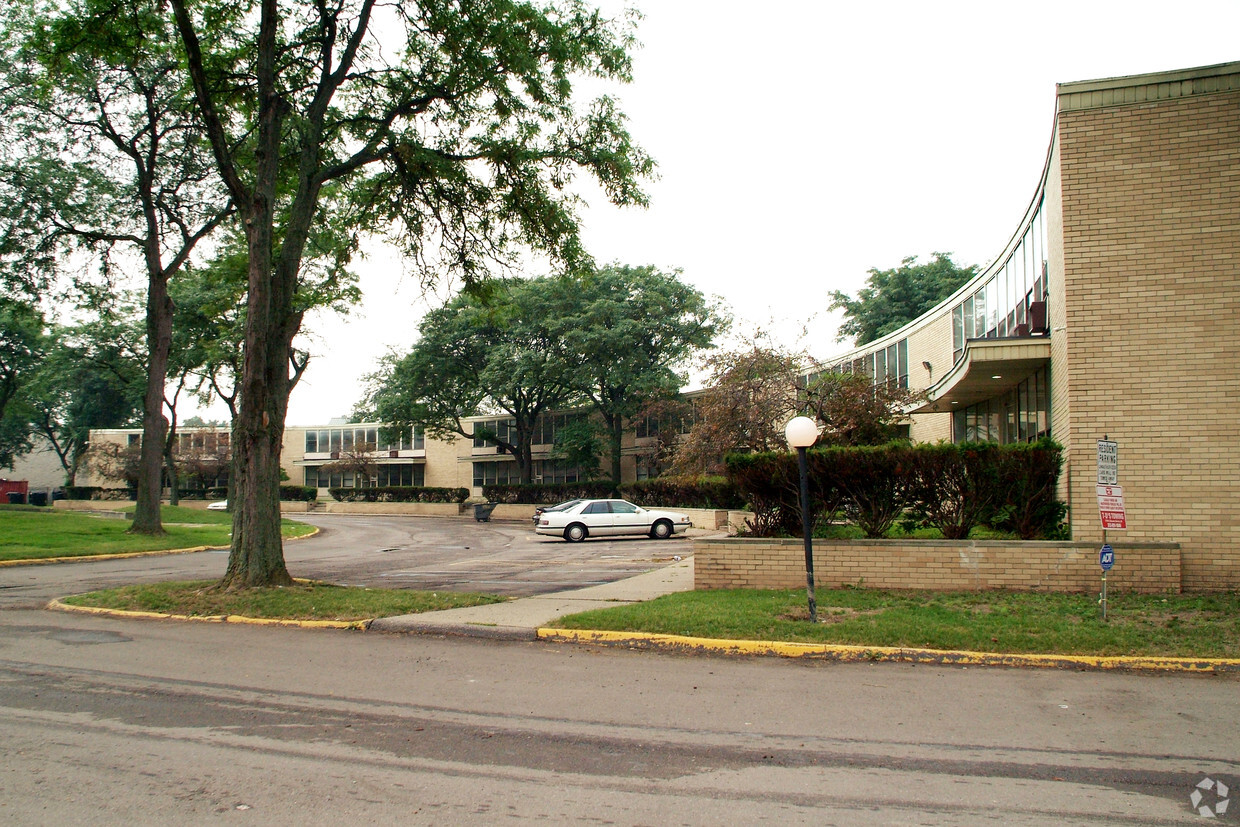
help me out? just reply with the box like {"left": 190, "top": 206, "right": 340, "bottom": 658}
{"left": 829, "top": 253, "right": 977, "bottom": 345}
{"left": 319, "top": 442, "right": 378, "bottom": 488}
{"left": 671, "top": 339, "right": 802, "bottom": 476}
{"left": 1, "top": 0, "right": 233, "bottom": 533}
{"left": 28, "top": 313, "right": 146, "bottom": 486}
{"left": 0, "top": 298, "right": 46, "bottom": 468}
{"left": 162, "top": 0, "right": 652, "bottom": 588}
{"left": 552, "top": 264, "right": 721, "bottom": 482}
{"left": 802, "top": 371, "right": 925, "bottom": 446}
{"left": 365, "top": 279, "right": 576, "bottom": 484}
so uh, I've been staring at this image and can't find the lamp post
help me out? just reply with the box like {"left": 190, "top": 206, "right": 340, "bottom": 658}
{"left": 785, "top": 416, "right": 819, "bottom": 623}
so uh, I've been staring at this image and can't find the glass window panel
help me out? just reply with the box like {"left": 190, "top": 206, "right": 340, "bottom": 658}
{"left": 329, "top": 429, "right": 341, "bottom": 451}
{"left": 873, "top": 347, "right": 886, "bottom": 382}
{"left": 305, "top": 431, "right": 317, "bottom": 453}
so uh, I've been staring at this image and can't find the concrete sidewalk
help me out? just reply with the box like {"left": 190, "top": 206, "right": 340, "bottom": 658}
{"left": 368, "top": 556, "right": 694, "bottom": 640}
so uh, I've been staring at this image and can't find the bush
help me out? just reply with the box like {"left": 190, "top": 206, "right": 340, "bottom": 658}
{"left": 63, "top": 486, "right": 132, "bottom": 501}
{"left": 329, "top": 485, "right": 468, "bottom": 504}
{"left": 279, "top": 485, "right": 318, "bottom": 502}
{"left": 991, "top": 439, "right": 1065, "bottom": 539}
{"left": 905, "top": 442, "right": 1002, "bottom": 540}
{"left": 619, "top": 476, "right": 745, "bottom": 510}
{"left": 483, "top": 482, "right": 618, "bottom": 505}
{"left": 833, "top": 443, "right": 912, "bottom": 538}
{"left": 724, "top": 452, "right": 802, "bottom": 536}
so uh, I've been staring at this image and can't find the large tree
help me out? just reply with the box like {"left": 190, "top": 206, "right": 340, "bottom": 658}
{"left": 365, "top": 278, "right": 577, "bottom": 484}
{"left": 164, "top": 0, "right": 652, "bottom": 588}
{"left": 0, "top": 298, "right": 47, "bottom": 468}
{"left": 1, "top": 0, "right": 233, "bottom": 533}
{"left": 552, "top": 264, "right": 721, "bottom": 482}
{"left": 28, "top": 311, "right": 146, "bottom": 486}
{"left": 829, "top": 252, "right": 977, "bottom": 346}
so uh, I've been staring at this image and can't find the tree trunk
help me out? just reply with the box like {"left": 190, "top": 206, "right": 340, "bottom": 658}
{"left": 130, "top": 274, "right": 172, "bottom": 534}
{"left": 219, "top": 228, "right": 294, "bottom": 589}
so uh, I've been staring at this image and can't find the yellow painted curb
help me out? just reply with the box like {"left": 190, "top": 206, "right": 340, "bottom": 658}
{"left": 536, "top": 629, "right": 1240, "bottom": 673}
{"left": 0, "top": 525, "right": 319, "bottom": 568}
{"left": 47, "top": 598, "right": 370, "bottom": 631}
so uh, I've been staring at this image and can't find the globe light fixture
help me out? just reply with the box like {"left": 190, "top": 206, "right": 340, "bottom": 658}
{"left": 785, "top": 416, "right": 819, "bottom": 622}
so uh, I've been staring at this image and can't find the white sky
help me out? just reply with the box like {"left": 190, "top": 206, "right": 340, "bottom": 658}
{"left": 253, "top": 0, "right": 1240, "bottom": 426}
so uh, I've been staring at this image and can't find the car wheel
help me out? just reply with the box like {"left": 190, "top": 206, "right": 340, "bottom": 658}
{"left": 650, "top": 519, "right": 673, "bottom": 540}
{"left": 564, "top": 523, "right": 588, "bottom": 543}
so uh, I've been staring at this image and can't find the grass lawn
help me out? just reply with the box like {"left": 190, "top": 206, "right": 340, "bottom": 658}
{"left": 551, "top": 588, "right": 1240, "bottom": 659}
{"left": 60, "top": 580, "right": 505, "bottom": 621}
{"left": 0, "top": 505, "right": 315, "bottom": 562}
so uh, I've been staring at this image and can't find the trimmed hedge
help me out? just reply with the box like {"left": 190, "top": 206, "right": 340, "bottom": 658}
{"left": 726, "top": 439, "right": 1064, "bottom": 540}
{"left": 329, "top": 485, "right": 469, "bottom": 504}
{"left": 279, "top": 485, "right": 318, "bottom": 502}
{"left": 483, "top": 482, "right": 619, "bottom": 505}
{"left": 619, "top": 477, "right": 745, "bottom": 510}
{"left": 63, "top": 486, "right": 133, "bottom": 501}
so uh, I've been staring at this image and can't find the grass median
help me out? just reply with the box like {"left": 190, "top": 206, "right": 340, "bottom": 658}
{"left": 59, "top": 580, "right": 505, "bottom": 622}
{"left": 0, "top": 504, "right": 315, "bottom": 562}
{"left": 550, "top": 588, "right": 1240, "bottom": 659}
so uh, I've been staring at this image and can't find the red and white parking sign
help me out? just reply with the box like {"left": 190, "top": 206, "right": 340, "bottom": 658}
{"left": 1096, "top": 485, "right": 1127, "bottom": 530}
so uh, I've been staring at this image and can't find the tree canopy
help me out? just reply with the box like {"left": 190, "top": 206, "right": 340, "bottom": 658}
{"left": 365, "top": 277, "right": 576, "bottom": 484}
{"left": 550, "top": 264, "right": 721, "bottom": 481}
{"left": 829, "top": 253, "right": 977, "bottom": 346}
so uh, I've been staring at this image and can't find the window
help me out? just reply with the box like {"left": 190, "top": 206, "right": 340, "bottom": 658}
{"left": 952, "top": 366, "right": 1051, "bottom": 444}
{"left": 583, "top": 501, "right": 609, "bottom": 514}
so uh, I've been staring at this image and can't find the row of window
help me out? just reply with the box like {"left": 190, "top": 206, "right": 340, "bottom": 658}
{"left": 304, "top": 463, "right": 426, "bottom": 489}
{"left": 304, "top": 426, "right": 424, "bottom": 454}
{"left": 471, "top": 459, "right": 589, "bottom": 487}
{"left": 952, "top": 198, "right": 1049, "bottom": 360}
{"left": 472, "top": 412, "right": 592, "bottom": 449}
{"left": 951, "top": 366, "right": 1051, "bottom": 444}
{"left": 808, "top": 338, "right": 910, "bottom": 390}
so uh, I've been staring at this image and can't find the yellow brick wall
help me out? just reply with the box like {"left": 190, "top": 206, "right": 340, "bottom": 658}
{"left": 694, "top": 538, "right": 1181, "bottom": 593}
{"left": 1056, "top": 85, "right": 1240, "bottom": 589}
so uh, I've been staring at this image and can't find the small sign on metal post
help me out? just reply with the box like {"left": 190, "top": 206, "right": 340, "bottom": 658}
{"left": 1097, "top": 439, "right": 1118, "bottom": 485}
{"left": 1099, "top": 543, "right": 1114, "bottom": 621}
{"left": 1096, "top": 485, "right": 1127, "bottom": 530}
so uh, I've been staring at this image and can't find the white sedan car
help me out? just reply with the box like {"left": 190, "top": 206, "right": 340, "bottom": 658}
{"left": 534, "top": 498, "right": 691, "bottom": 542}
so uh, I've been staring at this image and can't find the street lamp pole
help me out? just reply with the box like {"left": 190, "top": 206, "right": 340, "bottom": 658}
{"left": 785, "top": 416, "right": 819, "bottom": 623}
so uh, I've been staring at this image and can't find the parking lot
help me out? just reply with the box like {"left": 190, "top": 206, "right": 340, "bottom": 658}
{"left": 256, "top": 513, "right": 699, "bottom": 597}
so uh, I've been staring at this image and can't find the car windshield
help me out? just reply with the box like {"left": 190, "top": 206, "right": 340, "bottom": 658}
{"left": 546, "top": 499, "right": 581, "bottom": 512}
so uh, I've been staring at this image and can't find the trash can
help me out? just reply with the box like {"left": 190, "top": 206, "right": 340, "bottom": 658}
{"left": 473, "top": 502, "right": 497, "bottom": 522}
{"left": 29, "top": 492, "right": 47, "bottom": 507}
{"left": 7, "top": 492, "right": 24, "bottom": 505}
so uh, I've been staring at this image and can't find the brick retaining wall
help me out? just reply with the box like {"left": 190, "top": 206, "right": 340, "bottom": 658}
{"left": 694, "top": 538, "right": 1182, "bottom": 593}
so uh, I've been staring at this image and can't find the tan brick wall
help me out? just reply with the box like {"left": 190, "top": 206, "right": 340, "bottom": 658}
{"left": 1056, "top": 82, "right": 1240, "bottom": 589}
{"left": 694, "top": 538, "right": 1181, "bottom": 593}
{"left": 906, "top": 312, "right": 955, "bottom": 443}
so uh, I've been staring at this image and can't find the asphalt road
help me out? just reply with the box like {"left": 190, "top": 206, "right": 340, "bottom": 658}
{"left": 2, "top": 609, "right": 1237, "bottom": 825}
{"left": 0, "top": 514, "right": 695, "bottom": 608}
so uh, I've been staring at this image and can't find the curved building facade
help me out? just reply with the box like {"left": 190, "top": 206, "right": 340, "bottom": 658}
{"left": 820, "top": 61, "right": 1240, "bottom": 589}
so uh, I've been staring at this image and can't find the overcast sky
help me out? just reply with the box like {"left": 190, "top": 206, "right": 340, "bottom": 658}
{"left": 253, "top": 1, "right": 1240, "bottom": 426}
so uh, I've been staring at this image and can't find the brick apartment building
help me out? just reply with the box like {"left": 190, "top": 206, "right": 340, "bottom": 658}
{"left": 80, "top": 61, "right": 1240, "bottom": 588}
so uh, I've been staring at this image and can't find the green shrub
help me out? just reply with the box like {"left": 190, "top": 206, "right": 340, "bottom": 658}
{"left": 330, "top": 485, "right": 468, "bottom": 503}
{"left": 483, "top": 482, "right": 618, "bottom": 504}
{"left": 279, "top": 485, "right": 318, "bottom": 502}
{"left": 905, "top": 442, "right": 1001, "bottom": 540}
{"left": 619, "top": 476, "right": 745, "bottom": 510}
